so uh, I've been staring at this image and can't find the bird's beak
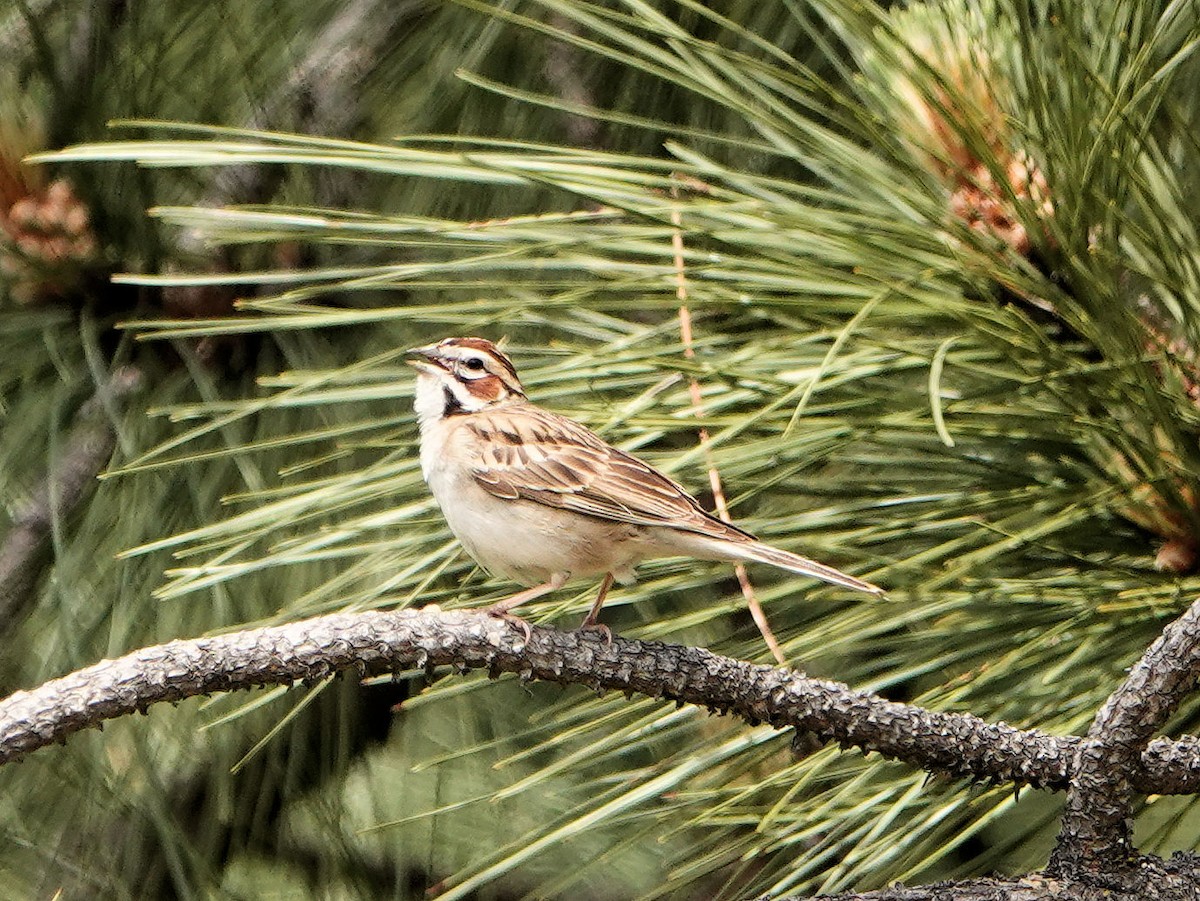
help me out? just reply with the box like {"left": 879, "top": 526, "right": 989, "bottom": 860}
{"left": 405, "top": 344, "right": 442, "bottom": 374}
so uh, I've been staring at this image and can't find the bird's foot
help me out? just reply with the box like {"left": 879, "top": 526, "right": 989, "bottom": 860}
{"left": 486, "top": 606, "right": 533, "bottom": 644}
{"left": 577, "top": 617, "right": 613, "bottom": 646}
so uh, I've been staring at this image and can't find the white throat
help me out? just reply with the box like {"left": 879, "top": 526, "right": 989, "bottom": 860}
{"left": 414, "top": 372, "right": 446, "bottom": 430}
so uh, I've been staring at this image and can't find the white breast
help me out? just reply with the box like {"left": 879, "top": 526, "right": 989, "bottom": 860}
{"left": 417, "top": 403, "right": 652, "bottom": 588}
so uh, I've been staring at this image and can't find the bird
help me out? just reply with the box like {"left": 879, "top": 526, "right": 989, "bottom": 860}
{"left": 408, "top": 336, "right": 882, "bottom": 636}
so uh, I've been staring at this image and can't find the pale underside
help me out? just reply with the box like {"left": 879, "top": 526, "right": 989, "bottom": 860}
{"left": 421, "top": 401, "right": 757, "bottom": 587}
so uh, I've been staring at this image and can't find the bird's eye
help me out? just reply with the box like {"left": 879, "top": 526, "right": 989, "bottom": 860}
{"left": 464, "top": 358, "right": 486, "bottom": 371}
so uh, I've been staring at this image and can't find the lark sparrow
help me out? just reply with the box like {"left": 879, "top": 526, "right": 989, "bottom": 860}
{"left": 409, "top": 337, "right": 882, "bottom": 633}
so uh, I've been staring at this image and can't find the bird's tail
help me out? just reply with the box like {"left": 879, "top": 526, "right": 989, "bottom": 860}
{"left": 729, "top": 541, "right": 883, "bottom": 596}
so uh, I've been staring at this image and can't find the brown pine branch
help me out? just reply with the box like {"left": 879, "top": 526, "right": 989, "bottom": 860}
{"left": 1139, "top": 732, "right": 1200, "bottom": 794}
{"left": 1051, "top": 595, "right": 1200, "bottom": 887}
{"left": 766, "top": 855, "right": 1200, "bottom": 900}
{"left": 1, "top": 605, "right": 1199, "bottom": 800}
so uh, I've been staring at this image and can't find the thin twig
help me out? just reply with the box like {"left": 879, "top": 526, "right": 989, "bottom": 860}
{"left": 2, "top": 605, "right": 1200, "bottom": 798}
{"left": 1051, "top": 595, "right": 1200, "bottom": 887}
{"left": 670, "top": 198, "right": 785, "bottom": 665}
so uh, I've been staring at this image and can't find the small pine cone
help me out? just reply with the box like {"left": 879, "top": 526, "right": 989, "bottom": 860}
{"left": 1, "top": 177, "right": 99, "bottom": 304}
{"left": 63, "top": 203, "right": 90, "bottom": 237}
{"left": 7, "top": 196, "right": 38, "bottom": 230}
{"left": 1156, "top": 537, "right": 1199, "bottom": 575}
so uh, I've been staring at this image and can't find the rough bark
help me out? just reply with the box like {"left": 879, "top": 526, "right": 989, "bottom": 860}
{"left": 0, "top": 605, "right": 1198, "bottom": 800}
{"left": 1051, "top": 595, "right": 1200, "bottom": 887}
{"left": 786, "top": 853, "right": 1200, "bottom": 900}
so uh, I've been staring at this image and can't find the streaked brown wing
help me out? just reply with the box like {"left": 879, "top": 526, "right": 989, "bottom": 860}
{"left": 467, "top": 405, "right": 752, "bottom": 542}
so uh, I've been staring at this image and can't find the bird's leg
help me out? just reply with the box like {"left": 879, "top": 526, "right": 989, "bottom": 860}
{"left": 485, "top": 573, "right": 567, "bottom": 642}
{"left": 578, "top": 573, "right": 614, "bottom": 644}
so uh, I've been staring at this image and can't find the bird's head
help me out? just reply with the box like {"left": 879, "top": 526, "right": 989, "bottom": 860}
{"left": 408, "top": 336, "right": 526, "bottom": 422}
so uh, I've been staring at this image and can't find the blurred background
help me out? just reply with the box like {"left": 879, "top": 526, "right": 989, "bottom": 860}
{"left": 2, "top": 1, "right": 1200, "bottom": 897}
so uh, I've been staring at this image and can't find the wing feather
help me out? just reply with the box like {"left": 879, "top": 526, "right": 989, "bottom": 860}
{"left": 467, "top": 405, "right": 752, "bottom": 542}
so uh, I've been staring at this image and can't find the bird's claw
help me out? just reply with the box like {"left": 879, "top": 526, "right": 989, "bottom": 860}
{"left": 578, "top": 618, "right": 614, "bottom": 646}
{"left": 487, "top": 606, "right": 533, "bottom": 644}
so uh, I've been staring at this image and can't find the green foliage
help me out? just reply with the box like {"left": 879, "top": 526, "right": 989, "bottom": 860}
{"left": 4, "top": 0, "right": 1200, "bottom": 897}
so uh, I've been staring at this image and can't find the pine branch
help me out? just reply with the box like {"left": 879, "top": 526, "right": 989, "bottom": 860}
{"left": 772, "top": 855, "right": 1200, "bottom": 900}
{"left": 542, "top": 12, "right": 603, "bottom": 147}
{"left": 1, "top": 604, "right": 1198, "bottom": 801}
{"left": 1138, "top": 734, "right": 1200, "bottom": 794}
{"left": 60, "top": 0, "right": 127, "bottom": 111}
{"left": 0, "top": 0, "right": 58, "bottom": 59}
{"left": 0, "top": 365, "right": 143, "bottom": 631}
{"left": 197, "top": 0, "right": 415, "bottom": 221}
{"left": 1051, "top": 594, "right": 1200, "bottom": 886}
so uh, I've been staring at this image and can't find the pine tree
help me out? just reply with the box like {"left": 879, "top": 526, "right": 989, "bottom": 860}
{"left": 3, "top": 1, "right": 1200, "bottom": 897}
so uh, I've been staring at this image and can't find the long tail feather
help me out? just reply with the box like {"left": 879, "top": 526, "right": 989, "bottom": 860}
{"left": 734, "top": 542, "right": 884, "bottom": 595}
